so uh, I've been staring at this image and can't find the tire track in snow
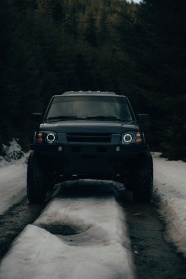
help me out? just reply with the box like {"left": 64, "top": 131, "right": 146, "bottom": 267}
{"left": 0, "top": 180, "right": 135, "bottom": 279}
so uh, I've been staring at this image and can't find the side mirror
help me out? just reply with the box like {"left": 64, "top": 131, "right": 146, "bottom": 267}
{"left": 31, "top": 113, "right": 42, "bottom": 123}
{"left": 137, "top": 114, "right": 150, "bottom": 126}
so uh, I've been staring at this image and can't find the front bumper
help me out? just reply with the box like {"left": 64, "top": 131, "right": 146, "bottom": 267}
{"left": 31, "top": 143, "right": 149, "bottom": 177}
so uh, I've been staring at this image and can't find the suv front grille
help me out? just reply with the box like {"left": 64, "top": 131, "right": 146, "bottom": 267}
{"left": 66, "top": 133, "right": 112, "bottom": 143}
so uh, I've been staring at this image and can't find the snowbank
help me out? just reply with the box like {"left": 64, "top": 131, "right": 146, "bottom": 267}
{"left": 0, "top": 139, "right": 28, "bottom": 214}
{"left": 153, "top": 152, "right": 186, "bottom": 256}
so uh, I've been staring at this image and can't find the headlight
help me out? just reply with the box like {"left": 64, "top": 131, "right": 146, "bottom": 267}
{"left": 46, "top": 133, "right": 56, "bottom": 143}
{"left": 123, "top": 133, "right": 133, "bottom": 143}
{"left": 122, "top": 132, "right": 143, "bottom": 144}
{"left": 35, "top": 131, "right": 58, "bottom": 144}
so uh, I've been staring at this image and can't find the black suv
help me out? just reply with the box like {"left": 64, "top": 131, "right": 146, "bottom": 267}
{"left": 27, "top": 91, "right": 153, "bottom": 203}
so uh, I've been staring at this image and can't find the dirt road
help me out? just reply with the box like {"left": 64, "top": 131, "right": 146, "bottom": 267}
{"left": 0, "top": 182, "right": 186, "bottom": 278}
{"left": 119, "top": 190, "right": 186, "bottom": 279}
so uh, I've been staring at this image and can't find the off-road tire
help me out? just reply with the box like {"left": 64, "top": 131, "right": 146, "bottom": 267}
{"left": 27, "top": 151, "right": 47, "bottom": 203}
{"left": 133, "top": 152, "right": 153, "bottom": 203}
{"left": 123, "top": 172, "right": 134, "bottom": 191}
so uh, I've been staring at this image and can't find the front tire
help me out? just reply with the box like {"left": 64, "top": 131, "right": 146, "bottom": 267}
{"left": 27, "top": 151, "right": 47, "bottom": 203}
{"left": 123, "top": 172, "right": 134, "bottom": 191}
{"left": 133, "top": 152, "right": 153, "bottom": 203}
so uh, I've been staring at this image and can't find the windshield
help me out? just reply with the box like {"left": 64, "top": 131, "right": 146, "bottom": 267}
{"left": 46, "top": 96, "right": 133, "bottom": 121}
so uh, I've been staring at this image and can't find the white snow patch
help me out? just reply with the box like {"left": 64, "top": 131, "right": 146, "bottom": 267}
{"left": 0, "top": 139, "right": 25, "bottom": 167}
{"left": 0, "top": 139, "right": 28, "bottom": 214}
{"left": 0, "top": 195, "right": 135, "bottom": 279}
{"left": 0, "top": 163, "right": 27, "bottom": 214}
{"left": 152, "top": 152, "right": 186, "bottom": 256}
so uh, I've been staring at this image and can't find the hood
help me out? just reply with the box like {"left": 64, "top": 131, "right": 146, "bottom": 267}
{"left": 40, "top": 120, "right": 140, "bottom": 133}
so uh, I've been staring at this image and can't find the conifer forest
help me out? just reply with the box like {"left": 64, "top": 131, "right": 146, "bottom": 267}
{"left": 0, "top": 0, "right": 186, "bottom": 160}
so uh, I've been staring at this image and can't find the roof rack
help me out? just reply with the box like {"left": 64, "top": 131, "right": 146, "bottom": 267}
{"left": 61, "top": 91, "right": 117, "bottom": 95}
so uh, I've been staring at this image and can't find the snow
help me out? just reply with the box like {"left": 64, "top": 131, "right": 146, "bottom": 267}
{"left": 0, "top": 148, "right": 186, "bottom": 278}
{"left": 0, "top": 183, "right": 135, "bottom": 279}
{"left": 0, "top": 138, "right": 28, "bottom": 214}
{"left": 153, "top": 153, "right": 186, "bottom": 255}
{"left": 0, "top": 139, "right": 25, "bottom": 166}
{"left": 127, "top": 0, "right": 141, "bottom": 3}
{"left": 0, "top": 162, "right": 27, "bottom": 214}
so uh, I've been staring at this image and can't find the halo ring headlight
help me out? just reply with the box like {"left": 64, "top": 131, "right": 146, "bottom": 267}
{"left": 46, "top": 133, "right": 56, "bottom": 143}
{"left": 123, "top": 133, "right": 133, "bottom": 143}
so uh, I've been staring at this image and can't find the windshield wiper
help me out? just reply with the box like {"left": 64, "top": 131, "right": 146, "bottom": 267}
{"left": 47, "top": 115, "right": 132, "bottom": 122}
{"left": 86, "top": 116, "right": 127, "bottom": 121}
{"left": 47, "top": 116, "right": 86, "bottom": 121}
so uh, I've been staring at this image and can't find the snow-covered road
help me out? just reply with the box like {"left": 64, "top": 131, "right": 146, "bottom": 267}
{"left": 0, "top": 190, "right": 135, "bottom": 279}
{"left": 0, "top": 176, "right": 135, "bottom": 279}
{"left": 0, "top": 152, "right": 186, "bottom": 278}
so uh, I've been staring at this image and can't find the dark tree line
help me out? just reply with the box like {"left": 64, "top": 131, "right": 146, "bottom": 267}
{"left": 0, "top": 0, "right": 185, "bottom": 160}
{"left": 133, "top": 0, "right": 186, "bottom": 160}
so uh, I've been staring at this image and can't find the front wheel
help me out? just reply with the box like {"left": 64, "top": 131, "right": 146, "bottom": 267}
{"left": 27, "top": 151, "right": 47, "bottom": 203}
{"left": 133, "top": 152, "right": 153, "bottom": 203}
